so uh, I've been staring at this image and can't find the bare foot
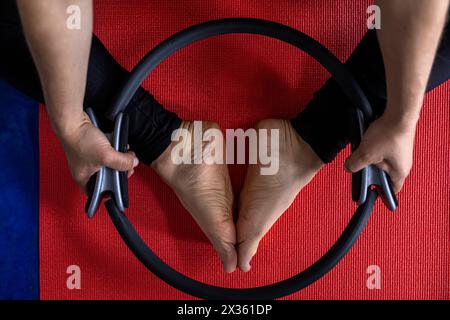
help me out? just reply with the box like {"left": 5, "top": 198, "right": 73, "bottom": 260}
{"left": 237, "top": 119, "right": 324, "bottom": 272}
{"left": 151, "top": 121, "right": 237, "bottom": 273}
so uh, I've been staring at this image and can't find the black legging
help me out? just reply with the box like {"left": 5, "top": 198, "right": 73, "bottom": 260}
{"left": 1, "top": 0, "right": 449, "bottom": 165}
{"left": 291, "top": 25, "right": 450, "bottom": 163}
{"left": 0, "top": 0, "right": 181, "bottom": 165}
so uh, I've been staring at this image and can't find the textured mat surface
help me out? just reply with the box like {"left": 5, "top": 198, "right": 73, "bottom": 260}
{"left": 39, "top": 0, "right": 449, "bottom": 299}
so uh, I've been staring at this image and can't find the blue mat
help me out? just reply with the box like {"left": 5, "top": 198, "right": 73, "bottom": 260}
{"left": 0, "top": 78, "right": 39, "bottom": 299}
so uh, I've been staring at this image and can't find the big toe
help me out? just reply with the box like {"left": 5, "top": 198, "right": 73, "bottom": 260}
{"left": 213, "top": 238, "right": 238, "bottom": 273}
{"left": 238, "top": 238, "right": 259, "bottom": 272}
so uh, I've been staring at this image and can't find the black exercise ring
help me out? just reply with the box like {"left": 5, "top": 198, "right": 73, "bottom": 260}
{"left": 85, "top": 18, "right": 398, "bottom": 300}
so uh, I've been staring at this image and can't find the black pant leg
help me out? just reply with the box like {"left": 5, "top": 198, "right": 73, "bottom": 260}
{"left": 85, "top": 38, "right": 182, "bottom": 164}
{"left": 0, "top": 0, "right": 181, "bottom": 165}
{"left": 291, "top": 26, "right": 450, "bottom": 164}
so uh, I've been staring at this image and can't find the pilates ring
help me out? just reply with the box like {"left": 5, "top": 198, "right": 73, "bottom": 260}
{"left": 84, "top": 18, "right": 398, "bottom": 300}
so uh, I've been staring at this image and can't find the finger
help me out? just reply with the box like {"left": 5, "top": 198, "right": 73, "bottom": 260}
{"left": 345, "top": 146, "right": 375, "bottom": 173}
{"left": 374, "top": 161, "right": 390, "bottom": 173}
{"left": 128, "top": 152, "right": 137, "bottom": 177}
{"left": 102, "top": 149, "right": 139, "bottom": 172}
{"left": 393, "top": 179, "right": 404, "bottom": 194}
{"left": 81, "top": 175, "right": 93, "bottom": 195}
{"left": 73, "top": 170, "right": 96, "bottom": 196}
{"left": 389, "top": 173, "right": 405, "bottom": 194}
{"left": 374, "top": 163, "right": 406, "bottom": 194}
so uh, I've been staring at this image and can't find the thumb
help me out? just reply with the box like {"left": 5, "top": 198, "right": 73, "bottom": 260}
{"left": 102, "top": 148, "right": 139, "bottom": 172}
{"left": 345, "top": 146, "right": 374, "bottom": 173}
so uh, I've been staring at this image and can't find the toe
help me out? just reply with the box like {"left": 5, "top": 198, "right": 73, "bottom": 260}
{"left": 237, "top": 235, "right": 261, "bottom": 272}
{"left": 207, "top": 215, "right": 237, "bottom": 273}
{"left": 236, "top": 213, "right": 263, "bottom": 272}
{"left": 214, "top": 240, "right": 238, "bottom": 273}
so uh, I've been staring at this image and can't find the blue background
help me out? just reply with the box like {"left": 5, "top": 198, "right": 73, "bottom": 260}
{"left": 0, "top": 78, "right": 39, "bottom": 299}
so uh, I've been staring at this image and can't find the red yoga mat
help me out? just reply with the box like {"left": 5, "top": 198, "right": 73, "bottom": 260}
{"left": 39, "top": 0, "right": 449, "bottom": 299}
